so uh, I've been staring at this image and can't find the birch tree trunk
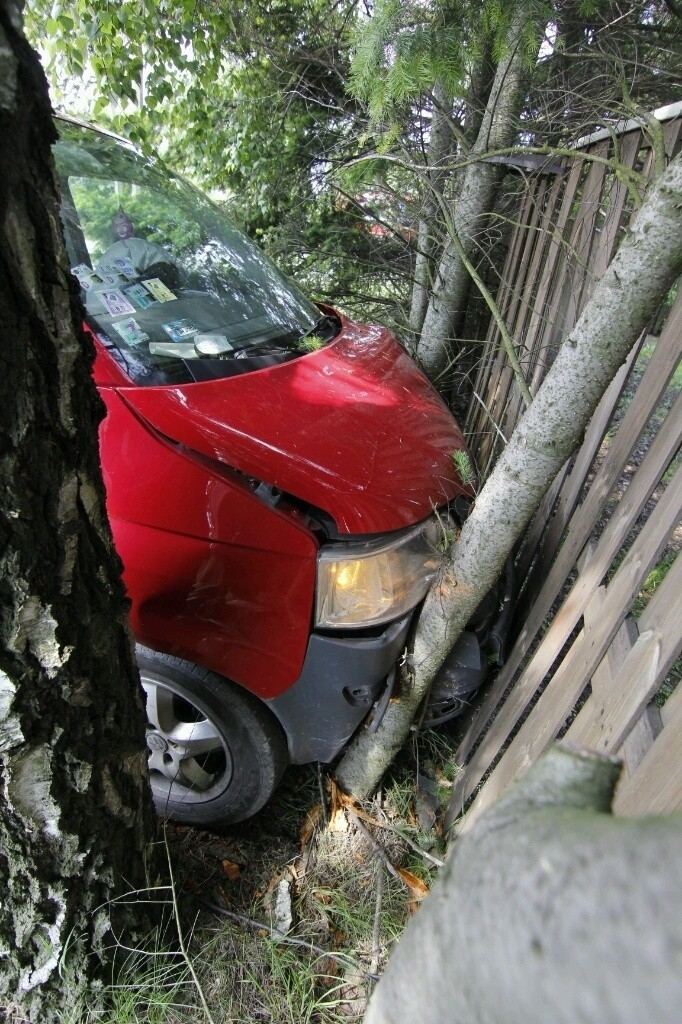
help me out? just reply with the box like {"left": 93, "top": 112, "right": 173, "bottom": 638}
{"left": 416, "top": 5, "right": 540, "bottom": 383}
{"left": 0, "top": 4, "right": 157, "bottom": 1020}
{"left": 335, "top": 150, "right": 682, "bottom": 800}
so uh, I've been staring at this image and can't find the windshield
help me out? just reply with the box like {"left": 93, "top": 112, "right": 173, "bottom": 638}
{"left": 53, "top": 119, "right": 335, "bottom": 385}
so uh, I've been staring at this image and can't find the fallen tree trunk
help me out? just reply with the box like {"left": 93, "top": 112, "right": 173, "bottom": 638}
{"left": 335, "top": 150, "right": 682, "bottom": 800}
{"left": 364, "top": 745, "right": 682, "bottom": 1024}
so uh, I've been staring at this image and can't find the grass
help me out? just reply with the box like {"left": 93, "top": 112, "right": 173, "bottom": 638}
{"left": 452, "top": 449, "right": 475, "bottom": 489}
{"left": 53, "top": 729, "right": 464, "bottom": 1024}
{"left": 92, "top": 948, "right": 195, "bottom": 1024}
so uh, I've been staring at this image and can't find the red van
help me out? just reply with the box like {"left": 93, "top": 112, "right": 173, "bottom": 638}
{"left": 53, "top": 116, "right": 506, "bottom": 825}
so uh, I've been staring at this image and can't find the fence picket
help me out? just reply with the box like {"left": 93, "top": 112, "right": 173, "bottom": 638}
{"left": 565, "top": 551, "right": 682, "bottom": 753}
{"left": 451, "top": 112, "right": 681, "bottom": 826}
{"left": 455, "top": 468, "right": 682, "bottom": 833}
{"left": 449, "top": 385, "right": 682, "bottom": 821}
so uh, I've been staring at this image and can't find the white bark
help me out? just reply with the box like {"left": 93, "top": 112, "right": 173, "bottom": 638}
{"left": 0, "top": 7, "right": 157, "bottom": 1019}
{"left": 335, "top": 150, "right": 682, "bottom": 800}
{"left": 416, "top": 6, "right": 539, "bottom": 382}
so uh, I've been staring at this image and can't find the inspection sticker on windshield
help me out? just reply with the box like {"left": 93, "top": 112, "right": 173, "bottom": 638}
{"left": 112, "top": 317, "right": 149, "bottom": 346}
{"left": 105, "top": 256, "right": 137, "bottom": 279}
{"left": 162, "top": 319, "right": 200, "bottom": 342}
{"left": 72, "top": 264, "right": 111, "bottom": 290}
{"left": 143, "top": 278, "right": 176, "bottom": 302}
{"left": 124, "top": 283, "right": 158, "bottom": 309}
{"left": 99, "top": 289, "right": 136, "bottom": 317}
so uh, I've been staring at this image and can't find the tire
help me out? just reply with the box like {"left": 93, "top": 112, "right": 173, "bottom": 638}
{"left": 137, "top": 646, "right": 288, "bottom": 826}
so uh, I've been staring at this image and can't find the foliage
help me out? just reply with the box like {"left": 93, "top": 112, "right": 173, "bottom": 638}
{"left": 27, "top": 0, "right": 682, "bottom": 341}
{"left": 349, "top": 0, "right": 536, "bottom": 122}
{"left": 27, "top": 0, "right": 377, "bottom": 314}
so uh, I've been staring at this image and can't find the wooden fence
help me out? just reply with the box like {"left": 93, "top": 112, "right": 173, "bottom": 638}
{"left": 447, "top": 106, "right": 682, "bottom": 831}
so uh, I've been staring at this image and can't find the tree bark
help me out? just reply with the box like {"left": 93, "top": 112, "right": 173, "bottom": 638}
{"left": 364, "top": 746, "right": 682, "bottom": 1024}
{"left": 416, "top": 5, "right": 540, "bottom": 383}
{"left": 335, "top": 150, "right": 682, "bottom": 800}
{"left": 0, "top": 4, "right": 157, "bottom": 1020}
{"left": 407, "top": 82, "right": 454, "bottom": 337}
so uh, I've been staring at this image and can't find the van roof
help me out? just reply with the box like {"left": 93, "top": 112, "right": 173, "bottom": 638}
{"left": 53, "top": 111, "right": 134, "bottom": 150}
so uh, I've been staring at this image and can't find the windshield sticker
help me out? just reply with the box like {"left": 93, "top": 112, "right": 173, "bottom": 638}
{"left": 72, "top": 264, "right": 105, "bottom": 291}
{"left": 103, "top": 256, "right": 137, "bottom": 279}
{"left": 99, "top": 289, "right": 137, "bottom": 317}
{"left": 143, "top": 278, "right": 176, "bottom": 302}
{"left": 112, "top": 317, "right": 149, "bottom": 346}
{"left": 123, "top": 283, "right": 158, "bottom": 309}
{"left": 162, "top": 319, "right": 200, "bottom": 342}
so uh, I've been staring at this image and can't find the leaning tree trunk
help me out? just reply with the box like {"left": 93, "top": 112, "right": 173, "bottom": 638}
{"left": 408, "top": 47, "right": 495, "bottom": 341}
{"left": 335, "top": 151, "right": 682, "bottom": 800}
{"left": 407, "top": 82, "right": 455, "bottom": 337}
{"left": 364, "top": 746, "right": 682, "bottom": 1024}
{"left": 416, "top": 5, "right": 540, "bottom": 383}
{"left": 0, "top": 4, "right": 157, "bottom": 1021}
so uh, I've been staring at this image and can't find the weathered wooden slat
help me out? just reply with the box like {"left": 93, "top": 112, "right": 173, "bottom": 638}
{"left": 454, "top": 305, "right": 682, "bottom": 771}
{"left": 663, "top": 115, "right": 682, "bottom": 156}
{"left": 565, "top": 550, "right": 682, "bottom": 753}
{"left": 513, "top": 458, "right": 571, "bottom": 586}
{"left": 501, "top": 181, "right": 546, "bottom": 342}
{"left": 591, "top": 131, "right": 642, "bottom": 282}
{"left": 492, "top": 216, "right": 548, "bottom": 446}
{"left": 619, "top": 705, "right": 663, "bottom": 777}
{"left": 520, "top": 157, "right": 583, "bottom": 369}
{"left": 449, "top": 385, "right": 682, "bottom": 816}
{"left": 470, "top": 167, "right": 578, "bottom": 473}
{"left": 559, "top": 141, "right": 610, "bottom": 332}
{"left": 516, "top": 334, "right": 641, "bottom": 610}
{"left": 595, "top": 614, "right": 639, "bottom": 701}
{"left": 517, "top": 176, "right": 566, "bottom": 361}
{"left": 466, "top": 189, "right": 536, "bottom": 444}
{"left": 613, "top": 680, "right": 682, "bottom": 816}
{"left": 496, "top": 178, "right": 566, "bottom": 439}
{"left": 585, "top": 586, "right": 613, "bottom": 696}
{"left": 456, "top": 468, "right": 682, "bottom": 832}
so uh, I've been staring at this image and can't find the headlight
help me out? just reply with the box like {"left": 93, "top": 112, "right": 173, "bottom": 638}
{"left": 315, "top": 517, "right": 444, "bottom": 628}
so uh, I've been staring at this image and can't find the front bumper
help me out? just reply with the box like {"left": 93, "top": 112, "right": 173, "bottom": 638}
{"left": 266, "top": 613, "right": 412, "bottom": 763}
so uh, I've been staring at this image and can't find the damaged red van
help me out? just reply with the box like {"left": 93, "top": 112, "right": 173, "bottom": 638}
{"left": 53, "top": 116, "right": 511, "bottom": 825}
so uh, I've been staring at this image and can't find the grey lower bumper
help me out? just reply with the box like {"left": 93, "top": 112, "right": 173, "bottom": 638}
{"left": 266, "top": 614, "right": 412, "bottom": 764}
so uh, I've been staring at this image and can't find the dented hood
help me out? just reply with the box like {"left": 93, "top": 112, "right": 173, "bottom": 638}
{"left": 119, "top": 317, "right": 470, "bottom": 535}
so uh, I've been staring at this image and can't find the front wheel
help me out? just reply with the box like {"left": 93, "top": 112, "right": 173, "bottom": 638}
{"left": 137, "top": 647, "right": 288, "bottom": 826}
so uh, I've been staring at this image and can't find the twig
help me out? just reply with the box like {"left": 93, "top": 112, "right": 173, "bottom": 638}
{"left": 164, "top": 831, "right": 217, "bottom": 1024}
{"left": 345, "top": 807, "right": 403, "bottom": 884}
{"left": 199, "top": 899, "right": 380, "bottom": 982}
{"left": 317, "top": 762, "right": 329, "bottom": 824}
{"left": 355, "top": 804, "right": 446, "bottom": 869}
{"left": 369, "top": 861, "right": 384, "bottom": 980}
{"left": 436, "top": 204, "right": 533, "bottom": 408}
{"left": 471, "top": 389, "right": 509, "bottom": 446}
